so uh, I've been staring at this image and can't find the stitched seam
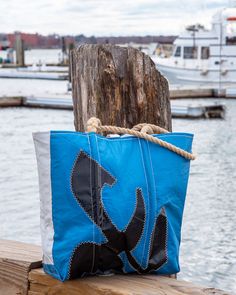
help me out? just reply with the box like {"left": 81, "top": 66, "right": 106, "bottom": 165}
{"left": 67, "top": 241, "right": 101, "bottom": 279}
{"left": 147, "top": 207, "right": 168, "bottom": 273}
{"left": 128, "top": 188, "right": 146, "bottom": 252}
{"left": 147, "top": 142, "right": 157, "bottom": 199}
{"left": 69, "top": 149, "right": 102, "bottom": 278}
{"left": 94, "top": 133, "right": 103, "bottom": 269}
{"left": 87, "top": 134, "right": 96, "bottom": 274}
{"left": 94, "top": 135, "right": 120, "bottom": 233}
{"left": 70, "top": 151, "right": 98, "bottom": 224}
{"left": 148, "top": 142, "right": 168, "bottom": 271}
{"left": 95, "top": 134, "right": 102, "bottom": 232}
{"left": 81, "top": 150, "right": 117, "bottom": 192}
{"left": 153, "top": 208, "right": 168, "bottom": 272}
{"left": 127, "top": 207, "right": 168, "bottom": 273}
{"left": 72, "top": 148, "right": 119, "bottom": 234}
{"left": 70, "top": 149, "right": 116, "bottom": 229}
{"left": 164, "top": 207, "right": 168, "bottom": 270}
{"left": 52, "top": 132, "right": 192, "bottom": 140}
{"left": 122, "top": 188, "right": 138, "bottom": 232}
{"left": 97, "top": 135, "right": 193, "bottom": 141}
{"left": 138, "top": 138, "right": 150, "bottom": 267}
{"left": 146, "top": 141, "right": 158, "bottom": 265}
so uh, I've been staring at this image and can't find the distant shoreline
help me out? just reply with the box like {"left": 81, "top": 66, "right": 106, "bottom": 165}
{"left": 0, "top": 33, "right": 177, "bottom": 50}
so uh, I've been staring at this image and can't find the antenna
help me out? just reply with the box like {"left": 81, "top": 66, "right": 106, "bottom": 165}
{"left": 218, "top": 12, "right": 223, "bottom": 97}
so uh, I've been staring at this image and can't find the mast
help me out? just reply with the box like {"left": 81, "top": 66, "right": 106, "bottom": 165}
{"left": 218, "top": 19, "right": 223, "bottom": 97}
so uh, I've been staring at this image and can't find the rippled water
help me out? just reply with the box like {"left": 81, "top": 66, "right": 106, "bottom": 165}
{"left": 0, "top": 100, "right": 235, "bottom": 293}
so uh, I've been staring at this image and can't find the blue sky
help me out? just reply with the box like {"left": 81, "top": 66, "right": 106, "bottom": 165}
{"left": 0, "top": 0, "right": 233, "bottom": 36}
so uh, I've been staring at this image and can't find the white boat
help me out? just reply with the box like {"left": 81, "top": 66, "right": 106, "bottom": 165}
{"left": 151, "top": 4, "right": 236, "bottom": 86}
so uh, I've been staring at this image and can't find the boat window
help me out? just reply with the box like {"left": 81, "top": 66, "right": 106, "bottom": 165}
{"left": 174, "top": 46, "right": 181, "bottom": 57}
{"left": 183, "top": 47, "right": 198, "bottom": 59}
{"left": 201, "top": 47, "right": 209, "bottom": 59}
{"left": 226, "top": 20, "right": 236, "bottom": 45}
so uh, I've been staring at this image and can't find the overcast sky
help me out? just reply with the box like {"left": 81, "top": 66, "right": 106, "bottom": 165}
{"left": 0, "top": 0, "right": 233, "bottom": 36}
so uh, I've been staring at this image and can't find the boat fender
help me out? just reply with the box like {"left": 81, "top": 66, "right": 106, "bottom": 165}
{"left": 221, "top": 69, "right": 228, "bottom": 76}
{"left": 201, "top": 69, "right": 208, "bottom": 76}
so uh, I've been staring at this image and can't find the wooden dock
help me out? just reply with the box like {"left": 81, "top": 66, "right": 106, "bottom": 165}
{"left": 0, "top": 240, "right": 231, "bottom": 295}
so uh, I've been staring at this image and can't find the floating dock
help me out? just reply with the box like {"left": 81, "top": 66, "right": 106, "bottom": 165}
{"left": 171, "top": 105, "right": 225, "bottom": 119}
{"left": 170, "top": 88, "right": 213, "bottom": 99}
{"left": 0, "top": 69, "right": 68, "bottom": 80}
{"left": 170, "top": 87, "right": 236, "bottom": 99}
{"left": 23, "top": 96, "right": 73, "bottom": 109}
{"left": 0, "top": 96, "right": 225, "bottom": 119}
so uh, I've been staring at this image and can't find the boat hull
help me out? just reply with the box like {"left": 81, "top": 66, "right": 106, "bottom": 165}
{"left": 155, "top": 63, "right": 236, "bottom": 87}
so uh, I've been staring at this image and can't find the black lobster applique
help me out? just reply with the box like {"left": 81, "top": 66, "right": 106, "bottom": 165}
{"left": 69, "top": 151, "right": 168, "bottom": 279}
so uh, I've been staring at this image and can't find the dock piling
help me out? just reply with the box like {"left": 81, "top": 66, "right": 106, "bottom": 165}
{"left": 70, "top": 44, "right": 172, "bottom": 132}
{"left": 15, "top": 34, "right": 25, "bottom": 67}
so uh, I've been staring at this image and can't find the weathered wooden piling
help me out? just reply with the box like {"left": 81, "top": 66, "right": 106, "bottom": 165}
{"left": 15, "top": 34, "right": 25, "bottom": 67}
{"left": 70, "top": 44, "right": 172, "bottom": 132}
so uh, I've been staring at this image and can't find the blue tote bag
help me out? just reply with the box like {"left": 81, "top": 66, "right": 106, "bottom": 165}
{"left": 33, "top": 119, "right": 194, "bottom": 281}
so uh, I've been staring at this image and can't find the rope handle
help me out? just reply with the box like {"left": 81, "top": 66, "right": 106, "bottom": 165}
{"left": 86, "top": 117, "right": 196, "bottom": 160}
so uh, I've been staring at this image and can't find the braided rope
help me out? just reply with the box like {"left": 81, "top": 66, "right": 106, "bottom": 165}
{"left": 133, "top": 123, "right": 169, "bottom": 134}
{"left": 86, "top": 117, "right": 196, "bottom": 160}
{"left": 140, "top": 125, "right": 154, "bottom": 134}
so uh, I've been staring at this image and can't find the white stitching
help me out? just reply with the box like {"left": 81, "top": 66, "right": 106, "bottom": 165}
{"left": 126, "top": 207, "right": 168, "bottom": 274}
{"left": 146, "top": 140, "right": 158, "bottom": 265}
{"left": 69, "top": 148, "right": 107, "bottom": 278}
{"left": 94, "top": 135, "right": 121, "bottom": 233}
{"left": 54, "top": 132, "right": 193, "bottom": 141}
{"left": 163, "top": 207, "right": 168, "bottom": 271}
{"left": 67, "top": 241, "right": 101, "bottom": 280}
{"left": 94, "top": 133, "right": 102, "bottom": 232}
{"left": 122, "top": 188, "right": 138, "bottom": 232}
{"left": 123, "top": 188, "right": 146, "bottom": 254}
{"left": 87, "top": 134, "right": 96, "bottom": 274}
{"left": 51, "top": 131, "right": 193, "bottom": 139}
{"left": 147, "top": 207, "right": 168, "bottom": 273}
{"left": 96, "top": 134, "right": 193, "bottom": 141}
{"left": 71, "top": 147, "right": 120, "bottom": 234}
{"left": 147, "top": 141, "right": 157, "bottom": 199}
{"left": 67, "top": 141, "right": 169, "bottom": 277}
{"left": 70, "top": 150, "right": 99, "bottom": 225}
{"left": 138, "top": 138, "right": 150, "bottom": 267}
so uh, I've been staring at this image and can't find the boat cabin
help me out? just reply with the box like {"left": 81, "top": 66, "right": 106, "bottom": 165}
{"left": 171, "top": 7, "right": 236, "bottom": 68}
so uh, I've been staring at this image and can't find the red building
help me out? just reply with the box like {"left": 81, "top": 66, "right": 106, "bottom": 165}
{"left": 7, "top": 32, "right": 68, "bottom": 49}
